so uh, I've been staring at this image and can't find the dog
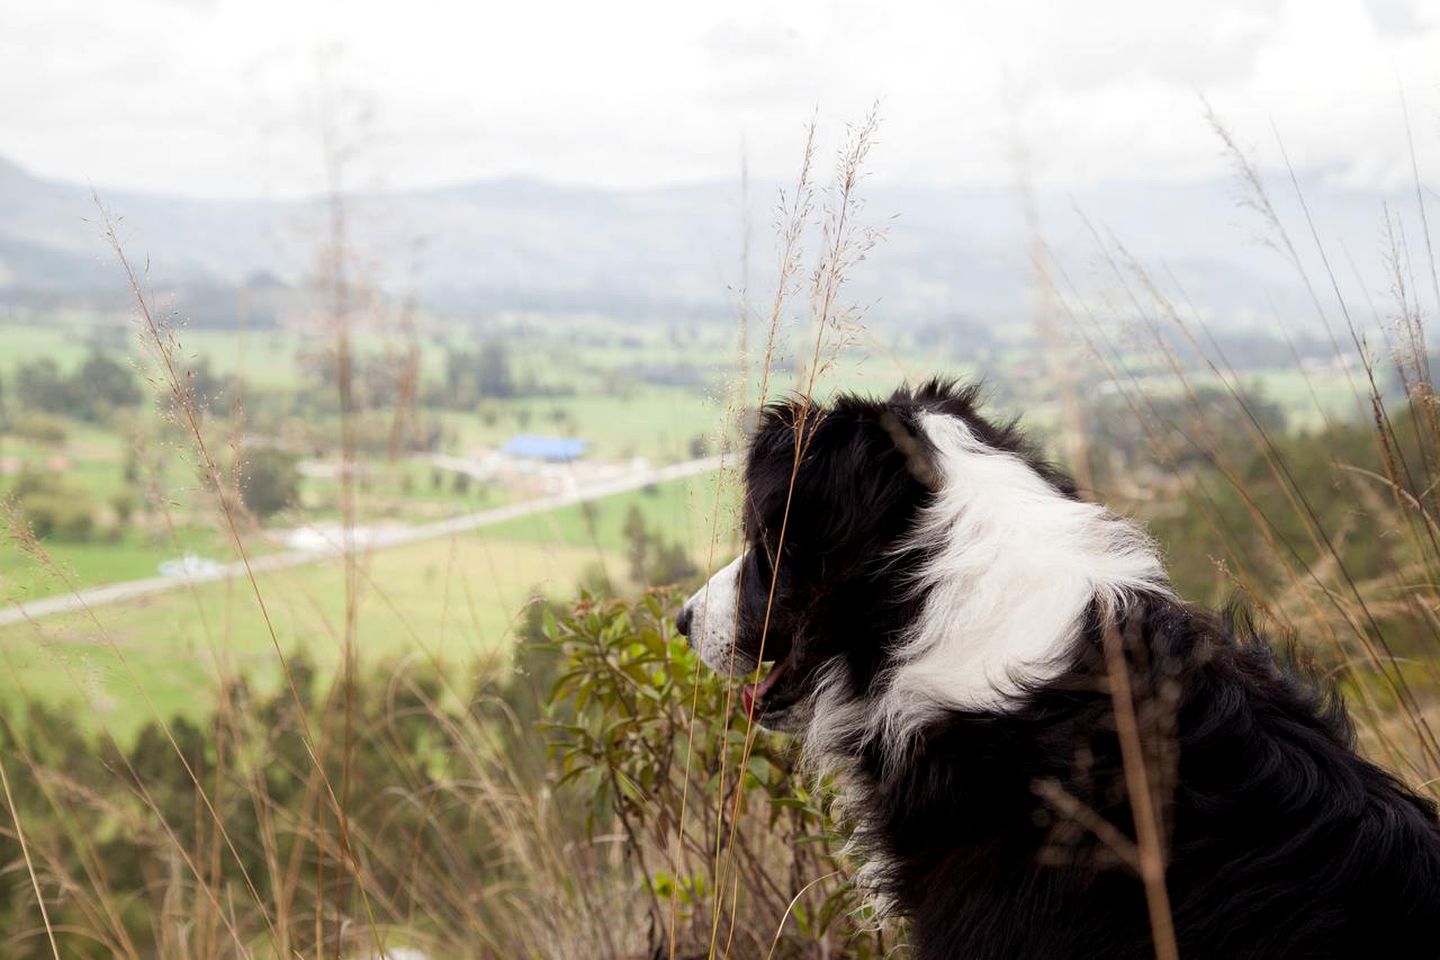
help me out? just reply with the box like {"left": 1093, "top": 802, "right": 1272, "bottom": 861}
{"left": 675, "top": 379, "right": 1440, "bottom": 959}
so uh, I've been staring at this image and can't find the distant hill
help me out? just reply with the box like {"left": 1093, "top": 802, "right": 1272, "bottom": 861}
{"left": 0, "top": 152, "right": 1422, "bottom": 330}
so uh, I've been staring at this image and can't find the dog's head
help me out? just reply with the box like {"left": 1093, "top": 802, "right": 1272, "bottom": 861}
{"left": 676, "top": 386, "right": 932, "bottom": 730}
{"left": 678, "top": 379, "right": 1090, "bottom": 733}
{"left": 677, "top": 379, "right": 1164, "bottom": 747}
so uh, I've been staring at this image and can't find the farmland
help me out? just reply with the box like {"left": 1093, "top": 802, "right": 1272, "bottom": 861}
{"left": 0, "top": 304, "right": 1374, "bottom": 744}
{"left": 0, "top": 307, "right": 757, "bottom": 740}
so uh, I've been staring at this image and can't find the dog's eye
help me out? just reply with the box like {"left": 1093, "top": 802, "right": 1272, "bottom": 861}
{"left": 746, "top": 543, "right": 770, "bottom": 579}
{"left": 751, "top": 538, "right": 782, "bottom": 581}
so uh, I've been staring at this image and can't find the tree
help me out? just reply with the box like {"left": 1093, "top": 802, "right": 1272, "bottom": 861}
{"left": 180, "top": 356, "right": 227, "bottom": 412}
{"left": 13, "top": 351, "right": 143, "bottom": 422}
{"left": 580, "top": 500, "right": 602, "bottom": 548}
{"left": 444, "top": 348, "right": 477, "bottom": 408}
{"left": 77, "top": 350, "right": 143, "bottom": 418}
{"left": 237, "top": 447, "right": 300, "bottom": 521}
{"left": 1082, "top": 385, "right": 1287, "bottom": 485}
{"left": 476, "top": 340, "right": 515, "bottom": 399}
{"left": 617, "top": 508, "right": 694, "bottom": 585}
{"left": 623, "top": 504, "right": 651, "bottom": 583}
{"left": 0, "top": 369, "right": 8, "bottom": 472}
{"left": 14, "top": 358, "right": 76, "bottom": 416}
{"left": 438, "top": 341, "right": 520, "bottom": 409}
{"left": 649, "top": 540, "right": 697, "bottom": 586}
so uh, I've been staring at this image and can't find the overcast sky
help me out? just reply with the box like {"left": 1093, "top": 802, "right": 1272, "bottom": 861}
{"left": 4, "top": 0, "right": 1440, "bottom": 199}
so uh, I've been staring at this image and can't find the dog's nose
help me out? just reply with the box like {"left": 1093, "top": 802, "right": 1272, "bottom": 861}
{"left": 676, "top": 604, "right": 693, "bottom": 637}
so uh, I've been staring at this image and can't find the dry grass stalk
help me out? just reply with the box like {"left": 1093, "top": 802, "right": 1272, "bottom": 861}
{"left": 1101, "top": 620, "right": 1179, "bottom": 960}
{"left": 714, "top": 104, "right": 884, "bottom": 959}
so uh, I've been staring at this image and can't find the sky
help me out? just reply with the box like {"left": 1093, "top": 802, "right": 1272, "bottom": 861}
{"left": 4, "top": 0, "right": 1440, "bottom": 199}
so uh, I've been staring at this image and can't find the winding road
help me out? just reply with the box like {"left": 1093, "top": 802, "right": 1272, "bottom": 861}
{"left": 0, "top": 455, "right": 725, "bottom": 629}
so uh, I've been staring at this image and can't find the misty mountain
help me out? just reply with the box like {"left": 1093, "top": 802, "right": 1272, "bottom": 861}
{"left": 0, "top": 152, "right": 1422, "bottom": 330}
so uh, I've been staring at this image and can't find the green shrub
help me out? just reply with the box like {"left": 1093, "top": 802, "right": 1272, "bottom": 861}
{"left": 29, "top": 495, "right": 94, "bottom": 541}
{"left": 9, "top": 410, "right": 69, "bottom": 445}
{"left": 236, "top": 446, "right": 300, "bottom": 521}
{"left": 14, "top": 351, "right": 143, "bottom": 423}
{"left": 8, "top": 469, "right": 99, "bottom": 542}
{"left": 110, "top": 490, "right": 136, "bottom": 525}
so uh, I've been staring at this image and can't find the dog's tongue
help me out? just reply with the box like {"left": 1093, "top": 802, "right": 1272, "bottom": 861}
{"left": 741, "top": 660, "right": 787, "bottom": 717}
{"left": 742, "top": 683, "right": 758, "bottom": 717}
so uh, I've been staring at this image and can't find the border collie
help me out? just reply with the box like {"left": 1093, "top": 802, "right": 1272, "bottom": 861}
{"left": 676, "top": 380, "right": 1440, "bottom": 959}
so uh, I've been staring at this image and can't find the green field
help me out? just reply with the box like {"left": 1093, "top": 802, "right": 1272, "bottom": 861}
{"left": 0, "top": 466, "right": 737, "bottom": 739}
{"left": 0, "top": 535, "right": 606, "bottom": 741}
{"left": 1116, "top": 368, "right": 1363, "bottom": 433}
{"left": 0, "top": 525, "right": 223, "bottom": 598}
{"left": 0, "top": 320, "right": 110, "bottom": 373}
{"left": 438, "top": 386, "right": 728, "bottom": 462}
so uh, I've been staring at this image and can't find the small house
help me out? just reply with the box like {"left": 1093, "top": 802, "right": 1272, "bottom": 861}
{"left": 500, "top": 434, "right": 589, "bottom": 463}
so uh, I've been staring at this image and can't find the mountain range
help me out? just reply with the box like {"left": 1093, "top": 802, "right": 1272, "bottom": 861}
{"left": 0, "top": 152, "right": 1424, "bottom": 331}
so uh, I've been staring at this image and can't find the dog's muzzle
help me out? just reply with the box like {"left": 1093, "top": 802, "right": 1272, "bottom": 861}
{"left": 676, "top": 552, "right": 755, "bottom": 675}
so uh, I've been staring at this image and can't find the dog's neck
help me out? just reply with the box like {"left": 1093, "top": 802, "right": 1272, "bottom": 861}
{"left": 800, "top": 411, "right": 1170, "bottom": 783}
{"left": 874, "top": 412, "right": 1169, "bottom": 747}
{"left": 807, "top": 597, "right": 1173, "bottom": 926}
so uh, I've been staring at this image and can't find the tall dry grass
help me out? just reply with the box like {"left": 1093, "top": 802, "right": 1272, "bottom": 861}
{"left": 0, "top": 105, "right": 897, "bottom": 960}
{"left": 3, "top": 99, "right": 1440, "bottom": 960}
{"left": 1057, "top": 112, "right": 1440, "bottom": 797}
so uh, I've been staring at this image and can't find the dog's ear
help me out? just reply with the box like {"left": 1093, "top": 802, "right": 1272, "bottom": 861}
{"left": 751, "top": 396, "right": 936, "bottom": 494}
{"left": 878, "top": 406, "right": 939, "bottom": 491}
{"left": 745, "top": 394, "right": 936, "bottom": 544}
{"left": 750, "top": 397, "right": 814, "bottom": 455}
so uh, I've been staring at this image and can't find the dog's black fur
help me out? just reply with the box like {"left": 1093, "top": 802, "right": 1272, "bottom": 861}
{"left": 685, "top": 379, "right": 1440, "bottom": 959}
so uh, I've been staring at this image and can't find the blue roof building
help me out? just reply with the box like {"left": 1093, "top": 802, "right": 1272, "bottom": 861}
{"left": 500, "top": 434, "right": 589, "bottom": 462}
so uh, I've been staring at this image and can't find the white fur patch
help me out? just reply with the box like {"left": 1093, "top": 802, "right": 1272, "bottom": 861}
{"left": 805, "top": 409, "right": 1169, "bottom": 767}
{"left": 680, "top": 553, "right": 755, "bottom": 675}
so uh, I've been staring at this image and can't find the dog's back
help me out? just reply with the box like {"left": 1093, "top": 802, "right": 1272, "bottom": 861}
{"left": 863, "top": 596, "right": 1440, "bottom": 959}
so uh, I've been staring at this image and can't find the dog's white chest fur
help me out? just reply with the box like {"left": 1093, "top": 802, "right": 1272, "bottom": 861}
{"left": 819, "top": 411, "right": 1169, "bottom": 761}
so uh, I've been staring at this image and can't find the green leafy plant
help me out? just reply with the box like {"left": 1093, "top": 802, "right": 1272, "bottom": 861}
{"left": 542, "top": 588, "right": 888, "bottom": 959}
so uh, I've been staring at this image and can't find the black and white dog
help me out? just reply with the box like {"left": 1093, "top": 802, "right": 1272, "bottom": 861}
{"left": 676, "top": 380, "right": 1440, "bottom": 959}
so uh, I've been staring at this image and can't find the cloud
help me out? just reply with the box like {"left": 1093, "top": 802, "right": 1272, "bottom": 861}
{"left": 3, "top": 0, "right": 1440, "bottom": 197}
{"left": 702, "top": 15, "right": 803, "bottom": 63}
{"left": 1364, "top": 0, "right": 1423, "bottom": 36}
